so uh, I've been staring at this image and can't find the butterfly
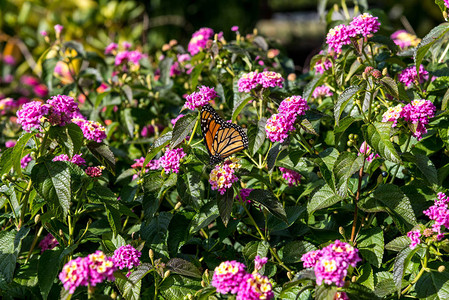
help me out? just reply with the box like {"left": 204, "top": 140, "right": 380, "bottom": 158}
{"left": 200, "top": 104, "right": 248, "bottom": 165}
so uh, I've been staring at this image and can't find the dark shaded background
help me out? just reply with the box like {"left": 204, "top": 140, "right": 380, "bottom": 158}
{"left": 138, "top": 0, "right": 446, "bottom": 71}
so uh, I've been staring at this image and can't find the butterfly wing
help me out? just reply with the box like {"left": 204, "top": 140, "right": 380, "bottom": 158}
{"left": 200, "top": 104, "right": 248, "bottom": 164}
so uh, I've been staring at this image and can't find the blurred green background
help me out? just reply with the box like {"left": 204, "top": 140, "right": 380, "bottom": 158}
{"left": 0, "top": 0, "right": 446, "bottom": 72}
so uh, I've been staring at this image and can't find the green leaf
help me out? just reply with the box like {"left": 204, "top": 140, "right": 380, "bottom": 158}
{"left": 357, "top": 227, "right": 384, "bottom": 268}
{"left": 0, "top": 148, "right": 14, "bottom": 176}
{"left": 334, "top": 86, "right": 361, "bottom": 126}
{"left": 48, "top": 124, "right": 83, "bottom": 157}
{"left": 363, "top": 122, "right": 401, "bottom": 163}
{"left": 316, "top": 147, "right": 339, "bottom": 191}
{"left": 333, "top": 152, "right": 364, "bottom": 197}
{"left": 267, "top": 143, "right": 282, "bottom": 171}
{"left": 248, "top": 118, "right": 267, "bottom": 156}
{"left": 0, "top": 227, "right": 29, "bottom": 282}
{"left": 385, "top": 236, "right": 411, "bottom": 252}
{"left": 308, "top": 184, "right": 342, "bottom": 214}
{"left": 12, "top": 132, "right": 35, "bottom": 177}
{"left": 217, "top": 188, "right": 234, "bottom": 226}
{"left": 359, "top": 184, "right": 417, "bottom": 233}
{"left": 38, "top": 249, "right": 62, "bottom": 300}
{"left": 374, "top": 278, "right": 396, "bottom": 298}
{"left": 302, "top": 74, "right": 324, "bottom": 102}
{"left": 358, "top": 264, "right": 375, "bottom": 291}
{"left": 415, "top": 262, "right": 449, "bottom": 299}
{"left": 415, "top": 23, "right": 449, "bottom": 76}
{"left": 190, "top": 201, "right": 219, "bottom": 233}
{"left": 247, "top": 189, "right": 288, "bottom": 222}
{"left": 242, "top": 241, "right": 270, "bottom": 264}
{"left": 140, "top": 212, "right": 172, "bottom": 245}
{"left": 279, "top": 241, "right": 316, "bottom": 264}
{"left": 176, "top": 167, "right": 203, "bottom": 207}
{"left": 315, "top": 284, "right": 337, "bottom": 300}
{"left": 116, "top": 263, "right": 153, "bottom": 300}
{"left": 413, "top": 150, "right": 439, "bottom": 189}
{"left": 31, "top": 161, "right": 71, "bottom": 218}
{"left": 159, "top": 274, "right": 202, "bottom": 299}
{"left": 142, "top": 132, "right": 172, "bottom": 169}
{"left": 105, "top": 203, "right": 121, "bottom": 236}
{"left": 120, "top": 108, "right": 135, "bottom": 138}
{"left": 166, "top": 258, "right": 202, "bottom": 279}
{"left": 380, "top": 77, "right": 399, "bottom": 99}
{"left": 342, "top": 283, "right": 380, "bottom": 300}
{"left": 87, "top": 142, "right": 116, "bottom": 175}
{"left": 232, "top": 96, "right": 253, "bottom": 122}
{"left": 171, "top": 114, "right": 197, "bottom": 148}
{"left": 393, "top": 247, "right": 416, "bottom": 293}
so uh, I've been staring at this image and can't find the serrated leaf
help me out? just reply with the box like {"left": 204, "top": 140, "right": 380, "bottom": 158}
{"left": 267, "top": 143, "right": 282, "bottom": 171}
{"left": 87, "top": 142, "right": 116, "bottom": 175}
{"left": 415, "top": 23, "right": 449, "bottom": 77}
{"left": 176, "top": 168, "right": 203, "bottom": 207}
{"left": 385, "top": 236, "right": 411, "bottom": 252}
{"left": 12, "top": 132, "right": 35, "bottom": 177}
{"left": 316, "top": 148, "right": 339, "bottom": 191}
{"left": 334, "top": 86, "right": 361, "bottom": 126}
{"left": 374, "top": 279, "right": 396, "bottom": 298}
{"left": 300, "top": 119, "right": 318, "bottom": 135}
{"left": 357, "top": 227, "right": 384, "bottom": 268}
{"left": 140, "top": 212, "right": 172, "bottom": 245}
{"left": 316, "top": 284, "right": 337, "bottom": 300}
{"left": 105, "top": 203, "right": 121, "bottom": 236}
{"left": 0, "top": 227, "right": 29, "bottom": 283}
{"left": 342, "top": 283, "right": 380, "bottom": 300}
{"left": 217, "top": 188, "right": 234, "bottom": 226}
{"left": 121, "top": 108, "right": 134, "bottom": 138}
{"left": 248, "top": 118, "right": 267, "bottom": 156}
{"left": 242, "top": 241, "right": 270, "bottom": 264}
{"left": 31, "top": 161, "right": 71, "bottom": 218}
{"left": 171, "top": 114, "right": 197, "bottom": 148}
{"left": 380, "top": 77, "right": 399, "bottom": 99}
{"left": 247, "top": 189, "right": 288, "bottom": 222}
{"left": 413, "top": 151, "right": 438, "bottom": 189}
{"left": 166, "top": 258, "right": 202, "bottom": 278}
{"left": 364, "top": 122, "right": 401, "bottom": 163}
{"left": 142, "top": 132, "right": 172, "bottom": 170}
{"left": 116, "top": 263, "right": 153, "bottom": 300}
{"left": 393, "top": 246, "right": 416, "bottom": 293}
{"left": 303, "top": 74, "right": 324, "bottom": 102}
{"left": 333, "top": 152, "right": 364, "bottom": 197}
{"left": 358, "top": 264, "right": 375, "bottom": 290}
{"left": 359, "top": 184, "right": 417, "bottom": 233}
{"left": 308, "top": 184, "right": 342, "bottom": 214}
{"left": 0, "top": 148, "right": 14, "bottom": 176}
{"left": 38, "top": 249, "right": 62, "bottom": 300}
{"left": 279, "top": 241, "right": 317, "bottom": 264}
{"left": 190, "top": 201, "right": 219, "bottom": 233}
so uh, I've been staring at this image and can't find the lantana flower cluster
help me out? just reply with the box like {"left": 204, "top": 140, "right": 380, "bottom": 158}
{"left": 237, "top": 71, "right": 284, "bottom": 93}
{"left": 209, "top": 157, "right": 241, "bottom": 195}
{"left": 301, "top": 240, "right": 361, "bottom": 287}
{"left": 53, "top": 154, "right": 86, "bottom": 166}
{"left": 391, "top": 30, "right": 421, "bottom": 49}
{"left": 398, "top": 65, "right": 429, "bottom": 88}
{"left": 312, "top": 85, "right": 333, "bottom": 99}
{"left": 188, "top": 27, "right": 221, "bottom": 56}
{"left": 112, "top": 245, "right": 141, "bottom": 272}
{"left": 17, "top": 95, "right": 80, "bottom": 132}
{"left": 104, "top": 42, "right": 145, "bottom": 67}
{"left": 279, "top": 167, "right": 302, "bottom": 186}
{"left": 159, "top": 147, "right": 186, "bottom": 174}
{"left": 326, "top": 13, "right": 380, "bottom": 53}
{"left": 131, "top": 156, "right": 161, "bottom": 180}
{"left": 20, "top": 154, "right": 33, "bottom": 169}
{"left": 39, "top": 233, "right": 59, "bottom": 253}
{"left": 184, "top": 86, "right": 218, "bottom": 110}
{"left": 72, "top": 118, "right": 107, "bottom": 143}
{"left": 265, "top": 96, "right": 309, "bottom": 143}
{"left": 236, "top": 188, "right": 253, "bottom": 203}
{"left": 59, "top": 251, "right": 116, "bottom": 294}
{"left": 212, "top": 256, "right": 273, "bottom": 300}
{"left": 407, "top": 192, "right": 449, "bottom": 249}
{"left": 382, "top": 99, "right": 436, "bottom": 140}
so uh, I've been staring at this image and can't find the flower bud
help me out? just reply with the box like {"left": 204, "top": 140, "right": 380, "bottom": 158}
{"left": 34, "top": 214, "right": 41, "bottom": 224}
{"left": 357, "top": 57, "right": 363, "bottom": 63}
{"left": 59, "top": 229, "right": 64, "bottom": 236}
{"left": 201, "top": 280, "right": 207, "bottom": 287}
{"left": 287, "top": 271, "right": 293, "bottom": 280}
{"left": 444, "top": 11, "right": 448, "bottom": 20}
{"left": 162, "top": 44, "right": 170, "bottom": 51}
{"left": 175, "top": 202, "right": 182, "bottom": 210}
{"left": 164, "top": 270, "right": 171, "bottom": 279}
{"left": 362, "top": 72, "right": 368, "bottom": 80}
{"left": 149, "top": 249, "right": 154, "bottom": 262}
{"left": 438, "top": 265, "right": 446, "bottom": 272}
{"left": 339, "top": 226, "right": 345, "bottom": 236}
{"left": 382, "top": 68, "right": 388, "bottom": 76}
{"left": 351, "top": 275, "right": 357, "bottom": 282}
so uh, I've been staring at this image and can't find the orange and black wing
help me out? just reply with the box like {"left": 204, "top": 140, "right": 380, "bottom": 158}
{"left": 200, "top": 104, "right": 248, "bottom": 164}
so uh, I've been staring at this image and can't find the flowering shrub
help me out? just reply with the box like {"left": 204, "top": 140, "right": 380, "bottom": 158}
{"left": 2, "top": 1, "right": 449, "bottom": 300}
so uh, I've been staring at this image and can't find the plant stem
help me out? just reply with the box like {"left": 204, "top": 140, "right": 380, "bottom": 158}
{"left": 241, "top": 203, "right": 292, "bottom": 272}
{"left": 19, "top": 179, "right": 34, "bottom": 228}
{"left": 401, "top": 249, "right": 429, "bottom": 295}
{"left": 25, "top": 226, "right": 43, "bottom": 263}
{"left": 351, "top": 156, "right": 366, "bottom": 244}
{"left": 187, "top": 117, "right": 199, "bottom": 145}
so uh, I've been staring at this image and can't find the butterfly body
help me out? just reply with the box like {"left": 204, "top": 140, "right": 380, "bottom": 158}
{"left": 200, "top": 104, "right": 248, "bottom": 165}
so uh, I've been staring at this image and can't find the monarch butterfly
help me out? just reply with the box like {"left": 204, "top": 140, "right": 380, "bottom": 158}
{"left": 201, "top": 104, "right": 248, "bottom": 165}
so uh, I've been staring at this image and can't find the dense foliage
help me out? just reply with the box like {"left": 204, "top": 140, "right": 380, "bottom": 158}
{"left": 2, "top": 1, "right": 449, "bottom": 299}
